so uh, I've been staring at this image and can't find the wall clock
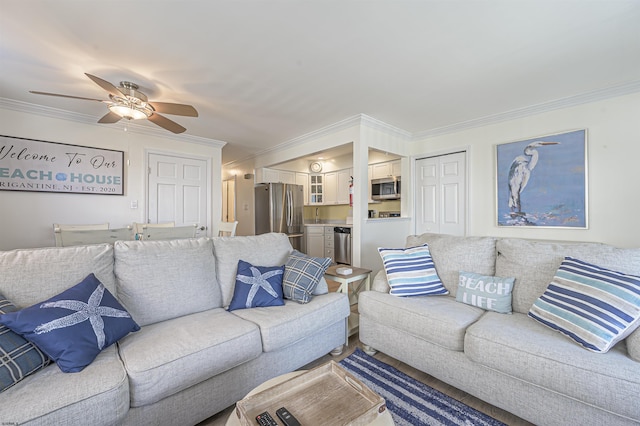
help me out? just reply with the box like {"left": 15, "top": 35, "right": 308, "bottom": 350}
{"left": 310, "top": 162, "right": 323, "bottom": 173}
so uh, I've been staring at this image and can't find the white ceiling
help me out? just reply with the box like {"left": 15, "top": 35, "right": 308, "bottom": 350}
{"left": 1, "top": 1, "right": 639, "bottom": 165}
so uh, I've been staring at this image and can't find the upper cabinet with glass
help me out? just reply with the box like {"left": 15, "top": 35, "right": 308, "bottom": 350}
{"left": 309, "top": 174, "right": 323, "bottom": 204}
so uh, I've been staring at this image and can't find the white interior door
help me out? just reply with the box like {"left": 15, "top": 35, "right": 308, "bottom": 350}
{"left": 148, "top": 152, "right": 209, "bottom": 237}
{"left": 415, "top": 151, "right": 466, "bottom": 236}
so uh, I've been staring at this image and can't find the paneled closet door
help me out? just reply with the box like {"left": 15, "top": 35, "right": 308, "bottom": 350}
{"left": 415, "top": 151, "right": 466, "bottom": 236}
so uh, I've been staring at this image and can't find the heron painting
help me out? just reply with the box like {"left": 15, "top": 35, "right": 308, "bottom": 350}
{"left": 496, "top": 129, "right": 587, "bottom": 227}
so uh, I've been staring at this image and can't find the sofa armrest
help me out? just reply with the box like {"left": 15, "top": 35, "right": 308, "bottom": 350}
{"left": 371, "top": 270, "right": 390, "bottom": 293}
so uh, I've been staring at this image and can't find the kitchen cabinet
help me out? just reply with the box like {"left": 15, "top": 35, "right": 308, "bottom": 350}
{"left": 371, "top": 160, "right": 400, "bottom": 179}
{"left": 305, "top": 225, "right": 334, "bottom": 261}
{"left": 305, "top": 226, "right": 324, "bottom": 258}
{"left": 279, "top": 170, "right": 295, "bottom": 184}
{"left": 337, "top": 169, "right": 352, "bottom": 205}
{"left": 318, "top": 168, "right": 352, "bottom": 205}
{"left": 255, "top": 167, "right": 295, "bottom": 184}
{"left": 309, "top": 174, "right": 324, "bottom": 205}
{"left": 324, "top": 226, "right": 334, "bottom": 261}
{"left": 324, "top": 172, "right": 337, "bottom": 204}
{"left": 295, "top": 172, "right": 309, "bottom": 205}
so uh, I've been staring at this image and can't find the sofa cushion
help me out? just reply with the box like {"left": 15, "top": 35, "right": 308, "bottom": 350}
{"left": 114, "top": 238, "right": 221, "bottom": 326}
{"left": 456, "top": 271, "right": 514, "bottom": 314}
{"left": 378, "top": 244, "right": 448, "bottom": 296}
{"left": 0, "top": 273, "right": 139, "bottom": 373}
{"left": 628, "top": 328, "right": 640, "bottom": 362}
{"left": 358, "top": 291, "right": 484, "bottom": 351}
{"left": 405, "top": 234, "right": 497, "bottom": 296}
{"left": 465, "top": 312, "right": 640, "bottom": 420}
{"left": 213, "top": 233, "right": 293, "bottom": 307}
{"left": 0, "top": 244, "right": 116, "bottom": 308}
{"left": 283, "top": 250, "right": 332, "bottom": 303}
{"left": 529, "top": 257, "right": 640, "bottom": 353}
{"left": 0, "top": 294, "right": 50, "bottom": 392}
{"left": 228, "top": 260, "right": 285, "bottom": 311}
{"left": 231, "top": 292, "right": 349, "bottom": 352}
{"left": 0, "top": 346, "right": 129, "bottom": 425}
{"left": 496, "top": 238, "right": 640, "bottom": 314}
{"left": 118, "top": 308, "right": 262, "bottom": 407}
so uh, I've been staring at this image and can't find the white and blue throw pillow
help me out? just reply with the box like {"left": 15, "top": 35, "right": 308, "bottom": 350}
{"left": 283, "top": 250, "right": 332, "bottom": 304}
{"left": 529, "top": 256, "right": 640, "bottom": 353}
{"left": 228, "top": 260, "right": 285, "bottom": 311}
{"left": 378, "top": 244, "right": 448, "bottom": 297}
{"left": 0, "top": 274, "right": 140, "bottom": 373}
{"left": 0, "top": 295, "right": 50, "bottom": 392}
{"left": 456, "top": 271, "right": 515, "bottom": 314}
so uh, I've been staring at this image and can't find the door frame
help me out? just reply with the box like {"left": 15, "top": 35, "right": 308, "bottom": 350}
{"left": 410, "top": 145, "right": 471, "bottom": 236}
{"left": 145, "top": 148, "right": 213, "bottom": 236}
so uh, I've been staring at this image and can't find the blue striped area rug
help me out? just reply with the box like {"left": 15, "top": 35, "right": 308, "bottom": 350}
{"left": 339, "top": 348, "right": 506, "bottom": 426}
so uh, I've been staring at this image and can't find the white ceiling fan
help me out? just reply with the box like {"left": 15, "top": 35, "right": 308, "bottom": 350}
{"left": 30, "top": 73, "right": 198, "bottom": 134}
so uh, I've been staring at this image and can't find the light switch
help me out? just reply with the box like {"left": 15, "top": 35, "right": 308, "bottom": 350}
{"left": 130, "top": 200, "right": 138, "bottom": 209}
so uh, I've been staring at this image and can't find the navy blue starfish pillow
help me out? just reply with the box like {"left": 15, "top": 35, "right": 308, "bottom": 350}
{"left": 228, "top": 260, "right": 285, "bottom": 311}
{"left": 0, "top": 273, "right": 139, "bottom": 373}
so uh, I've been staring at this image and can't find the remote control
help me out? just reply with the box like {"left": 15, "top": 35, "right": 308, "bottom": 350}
{"left": 276, "top": 407, "right": 301, "bottom": 426}
{"left": 256, "top": 411, "right": 278, "bottom": 426}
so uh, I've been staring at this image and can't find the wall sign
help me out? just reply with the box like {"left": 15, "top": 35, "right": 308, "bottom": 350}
{"left": 0, "top": 135, "right": 124, "bottom": 195}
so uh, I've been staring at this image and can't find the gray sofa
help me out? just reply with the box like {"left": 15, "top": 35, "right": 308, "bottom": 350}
{"left": 359, "top": 233, "right": 640, "bottom": 426}
{"left": 0, "top": 233, "right": 350, "bottom": 425}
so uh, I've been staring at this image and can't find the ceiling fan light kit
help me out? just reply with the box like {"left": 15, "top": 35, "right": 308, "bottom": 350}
{"left": 107, "top": 81, "right": 154, "bottom": 120}
{"left": 30, "top": 73, "right": 198, "bottom": 134}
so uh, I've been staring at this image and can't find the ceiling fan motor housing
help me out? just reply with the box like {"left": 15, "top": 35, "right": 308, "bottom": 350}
{"left": 118, "top": 81, "right": 148, "bottom": 104}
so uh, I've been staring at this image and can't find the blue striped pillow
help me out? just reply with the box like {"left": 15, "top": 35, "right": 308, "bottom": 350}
{"left": 378, "top": 244, "right": 448, "bottom": 297}
{"left": 528, "top": 256, "right": 640, "bottom": 353}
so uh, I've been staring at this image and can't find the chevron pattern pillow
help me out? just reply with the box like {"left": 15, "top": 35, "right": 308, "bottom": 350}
{"left": 378, "top": 244, "right": 448, "bottom": 297}
{"left": 529, "top": 256, "right": 640, "bottom": 353}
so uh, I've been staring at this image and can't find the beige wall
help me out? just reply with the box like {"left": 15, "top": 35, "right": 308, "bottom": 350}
{"left": 411, "top": 92, "right": 640, "bottom": 249}
{"left": 0, "top": 106, "right": 224, "bottom": 250}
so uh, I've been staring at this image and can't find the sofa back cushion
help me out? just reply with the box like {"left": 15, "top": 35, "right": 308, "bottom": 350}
{"left": 496, "top": 239, "right": 640, "bottom": 314}
{"left": 405, "top": 233, "right": 497, "bottom": 296}
{"left": 212, "top": 233, "right": 293, "bottom": 307}
{"left": 0, "top": 244, "right": 116, "bottom": 308}
{"left": 114, "top": 238, "right": 221, "bottom": 326}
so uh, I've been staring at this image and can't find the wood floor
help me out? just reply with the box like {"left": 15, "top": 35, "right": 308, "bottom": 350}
{"left": 198, "top": 335, "right": 534, "bottom": 426}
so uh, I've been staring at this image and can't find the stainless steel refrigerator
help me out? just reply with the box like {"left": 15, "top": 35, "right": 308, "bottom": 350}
{"left": 254, "top": 183, "right": 305, "bottom": 252}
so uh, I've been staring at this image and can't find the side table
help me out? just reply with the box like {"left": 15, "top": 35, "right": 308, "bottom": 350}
{"left": 324, "top": 265, "right": 372, "bottom": 344}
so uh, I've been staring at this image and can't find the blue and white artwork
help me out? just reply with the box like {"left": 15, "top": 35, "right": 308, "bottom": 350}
{"left": 496, "top": 129, "right": 587, "bottom": 228}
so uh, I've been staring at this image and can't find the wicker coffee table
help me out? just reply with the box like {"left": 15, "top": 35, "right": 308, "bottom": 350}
{"left": 226, "top": 364, "right": 394, "bottom": 426}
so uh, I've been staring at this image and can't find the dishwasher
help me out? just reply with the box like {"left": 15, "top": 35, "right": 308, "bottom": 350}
{"left": 334, "top": 227, "right": 352, "bottom": 265}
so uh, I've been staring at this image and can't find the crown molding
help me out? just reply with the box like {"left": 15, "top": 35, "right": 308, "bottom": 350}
{"left": 224, "top": 114, "right": 365, "bottom": 167}
{"left": 360, "top": 114, "right": 412, "bottom": 139}
{"left": 413, "top": 80, "right": 640, "bottom": 140}
{"left": 0, "top": 98, "right": 226, "bottom": 149}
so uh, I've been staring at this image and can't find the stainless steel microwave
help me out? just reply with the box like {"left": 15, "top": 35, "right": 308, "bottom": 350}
{"left": 371, "top": 176, "right": 401, "bottom": 200}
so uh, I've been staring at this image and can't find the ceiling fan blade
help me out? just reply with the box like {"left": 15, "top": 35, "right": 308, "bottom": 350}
{"left": 149, "top": 102, "right": 198, "bottom": 117}
{"left": 29, "top": 91, "right": 106, "bottom": 102}
{"left": 148, "top": 113, "right": 186, "bottom": 134}
{"left": 85, "top": 73, "right": 124, "bottom": 97}
{"left": 97, "top": 111, "right": 122, "bottom": 124}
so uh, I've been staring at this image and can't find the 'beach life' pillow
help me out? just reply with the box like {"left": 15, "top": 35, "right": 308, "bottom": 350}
{"left": 456, "top": 271, "right": 515, "bottom": 314}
